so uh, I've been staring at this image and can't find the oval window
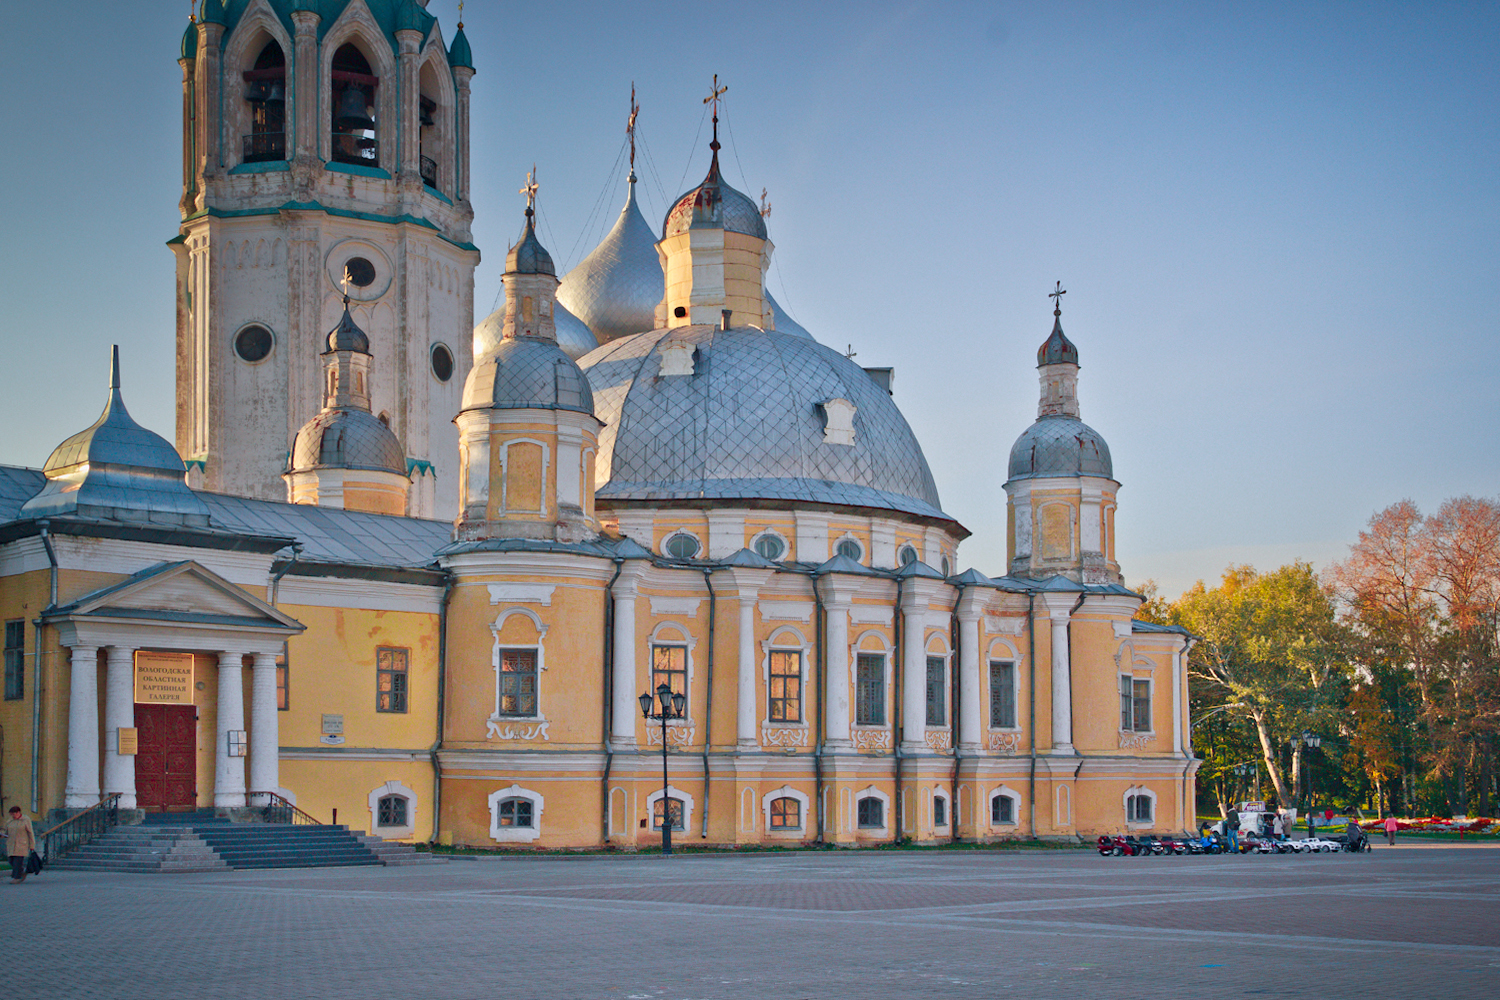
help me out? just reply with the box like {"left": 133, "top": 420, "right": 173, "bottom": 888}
{"left": 754, "top": 534, "right": 785, "bottom": 561}
{"left": 898, "top": 545, "right": 917, "bottom": 566}
{"left": 344, "top": 256, "right": 376, "bottom": 287}
{"left": 431, "top": 343, "right": 454, "bottom": 382}
{"left": 941, "top": 556, "right": 951, "bottom": 577}
{"left": 836, "top": 538, "right": 862, "bottom": 562}
{"left": 234, "top": 324, "right": 273, "bottom": 363}
{"left": 665, "top": 533, "right": 701, "bottom": 559}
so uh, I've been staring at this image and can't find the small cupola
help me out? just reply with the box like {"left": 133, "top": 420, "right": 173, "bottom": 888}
{"left": 489, "top": 169, "right": 561, "bottom": 345}
{"left": 1036, "top": 281, "right": 1081, "bottom": 418}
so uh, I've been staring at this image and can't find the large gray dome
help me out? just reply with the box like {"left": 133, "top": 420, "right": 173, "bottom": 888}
{"left": 1007, "top": 416, "right": 1113, "bottom": 481}
{"left": 557, "top": 176, "right": 664, "bottom": 344}
{"left": 289, "top": 409, "right": 406, "bottom": 476}
{"left": 663, "top": 154, "right": 767, "bottom": 241}
{"left": 578, "top": 326, "right": 949, "bottom": 521}
{"left": 464, "top": 336, "right": 595, "bottom": 415}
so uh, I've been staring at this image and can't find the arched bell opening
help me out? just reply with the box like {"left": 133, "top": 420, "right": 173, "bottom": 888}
{"left": 331, "top": 44, "right": 379, "bottom": 169}
{"left": 241, "top": 39, "right": 286, "bottom": 164}
{"left": 417, "top": 60, "right": 445, "bottom": 192}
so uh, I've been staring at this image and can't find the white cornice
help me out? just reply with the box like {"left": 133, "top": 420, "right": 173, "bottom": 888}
{"left": 278, "top": 576, "right": 444, "bottom": 614}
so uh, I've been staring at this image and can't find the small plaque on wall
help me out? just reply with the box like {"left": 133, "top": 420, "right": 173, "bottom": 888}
{"left": 116, "top": 728, "right": 138, "bottom": 755}
{"left": 321, "top": 714, "right": 345, "bottom": 746}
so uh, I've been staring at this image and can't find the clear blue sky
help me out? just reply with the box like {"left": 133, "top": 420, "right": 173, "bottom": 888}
{"left": 0, "top": 1, "right": 1495, "bottom": 596}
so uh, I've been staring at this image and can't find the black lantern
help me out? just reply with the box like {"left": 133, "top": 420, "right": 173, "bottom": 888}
{"left": 641, "top": 681, "right": 687, "bottom": 855}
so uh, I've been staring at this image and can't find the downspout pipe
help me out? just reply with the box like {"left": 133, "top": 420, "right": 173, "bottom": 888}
{"left": 428, "top": 570, "right": 455, "bottom": 844}
{"left": 950, "top": 584, "right": 964, "bottom": 843}
{"left": 268, "top": 542, "right": 302, "bottom": 606}
{"left": 31, "top": 521, "right": 58, "bottom": 814}
{"left": 1067, "top": 589, "right": 1087, "bottom": 747}
{"left": 892, "top": 576, "right": 904, "bottom": 843}
{"left": 809, "top": 571, "right": 825, "bottom": 844}
{"left": 1026, "top": 589, "right": 1037, "bottom": 839}
{"left": 601, "top": 558, "right": 624, "bottom": 845}
{"left": 701, "top": 568, "right": 717, "bottom": 839}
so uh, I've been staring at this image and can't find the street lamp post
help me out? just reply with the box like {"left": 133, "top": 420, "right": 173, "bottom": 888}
{"left": 639, "top": 681, "right": 687, "bottom": 855}
{"left": 1292, "top": 731, "right": 1321, "bottom": 834}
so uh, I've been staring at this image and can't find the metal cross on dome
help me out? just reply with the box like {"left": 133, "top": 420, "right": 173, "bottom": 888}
{"left": 1049, "top": 281, "right": 1066, "bottom": 316}
{"left": 520, "top": 167, "right": 539, "bottom": 212}
{"left": 704, "top": 74, "right": 727, "bottom": 149}
{"left": 627, "top": 84, "right": 640, "bottom": 169}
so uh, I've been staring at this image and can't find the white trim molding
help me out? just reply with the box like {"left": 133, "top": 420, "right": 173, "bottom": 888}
{"left": 854, "top": 785, "right": 891, "bottom": 834}
{"left": 645, "top": 784, "right": 696, "bottom": 834}
{"left": 367, "top": 780, "right": 418, "bottom": 839}
{"left": 989, "top": 784, "right": 1021, "bottom": 828}
{"left": 1124, "top": 785, "right": 1158, "bottom": 828}
{"left": 488, "top": 784, "right": 545, "bottom": 843}
{"left": 761, "top": 785, "right": 810, "bottom": 836}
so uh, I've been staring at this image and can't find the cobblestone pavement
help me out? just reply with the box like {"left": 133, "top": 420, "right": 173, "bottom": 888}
{"left": 4, "top": 844, "right": 1497, "bottom": 999}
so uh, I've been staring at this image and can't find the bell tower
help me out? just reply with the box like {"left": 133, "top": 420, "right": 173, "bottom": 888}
{"left": 171, "top": 0, "right": 479, "bottom": 518}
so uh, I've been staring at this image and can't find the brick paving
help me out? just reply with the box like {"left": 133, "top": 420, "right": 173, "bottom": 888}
{"left": 3, "top": 843, "right": 1496, "bottom": 999}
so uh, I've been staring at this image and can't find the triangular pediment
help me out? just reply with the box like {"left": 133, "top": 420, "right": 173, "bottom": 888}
{"left": 54, "top": 561, "right": 302, "bottom": 632}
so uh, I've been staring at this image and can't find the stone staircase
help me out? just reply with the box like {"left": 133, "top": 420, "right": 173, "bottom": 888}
{"left": 51, "top": 812, "right": 438, "bottom": 873}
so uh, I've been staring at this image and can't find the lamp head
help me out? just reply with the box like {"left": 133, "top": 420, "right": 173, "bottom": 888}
{"left": 638, "top": 692, "right": 654, "bottom": 718}
{"left": 656, "top": 682, "right": 674, "bottom": 714}
{"left": 671, "top": 691, "right": 687, "bottom": 717}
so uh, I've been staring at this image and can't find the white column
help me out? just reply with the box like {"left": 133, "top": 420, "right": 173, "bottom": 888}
{"left": 822, "top": 600, "right": 852, "bottom": 748}
{"left": 957, "top": 609, "right": 982, "bottom": 751}
{"left": 249, "top": 652, "right": 280, "bottom": 804}
{"left": 1171, "top": 640, "right": 1186, "bottom": 755}
{"left": 610, "top": 573, "right": 642, "bottom": 746}
{"left": 1050, "top": 612, "right": 1073, "bottom": 751}
{"left": 736, "top": 595, "right": 758, "bottom": 747}
{"left": 901, "top": 608, "right": 928, "bottom": 751}
{"left": 102, "top": 646, "right": 137, "bottom": 809}
{"left": 215, "top": 651, "right": 246, "bottom": 808}
{"left": 64, "top": 644, "right": 100, "bottom": 809}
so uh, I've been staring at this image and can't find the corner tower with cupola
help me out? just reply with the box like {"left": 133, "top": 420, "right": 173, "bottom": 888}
{"left": 173, "top": 0, "right": 479, "bottom": 518}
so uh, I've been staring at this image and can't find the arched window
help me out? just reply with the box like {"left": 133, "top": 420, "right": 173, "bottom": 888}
{"left": 331, "top": 44, "right": 378, "bottom": 167}
{"left": 376, "top": 794, "right": 407, "bottom": 829}
{"left": 769, "top": 796, "right": 800, "bottom": 829}
{"left": 897, "top": 544, "right": 917, "bottom": 566}
{"left": 497, "top": 796, "right": 534, "bottom": 828}
{"left": 932, "top": 794, "right": 948, "bottom": 828}
{"left": 653, "top": 797, "right": 686, "bottom": 831}
{"left": 753, "top": 531, "right": 786, "bottom": 561}
{"left": 242, "top": 40, "right": 286, "bottom": 163}
{"left": 857, "top": 796, "right": 884, "bottom": 829}
{"left": 418, "top": 61, "right": 443, "bottom": 190}
{"left": 991, "top": 791, "right": 1017, "bottom": 826}
{"left": 835, "top": 536, "right": 863, "bottom": 562}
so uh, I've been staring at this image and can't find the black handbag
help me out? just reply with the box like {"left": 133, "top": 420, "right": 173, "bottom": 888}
{"left": 24, "top": 850, "right": 42, "bottom": 875}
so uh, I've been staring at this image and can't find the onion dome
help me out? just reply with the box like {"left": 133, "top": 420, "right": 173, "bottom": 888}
{"left": 1038, "top": 312, "right": 1078, "bottom": 366}
{"left": 1006, "top": 418, "right": 1112, "bottom": 480}
{"left": 326, "top": 298, "right": 370, "bottom": 354}
{"left": 578, "top": 326, "right": 951, "bottom": 523}
{"left": 180, "top": 20, "right": 198, "bottom": 62}
{"left": 449, "top": 25, "right": 474, "bottom": 69}
{"left": 198, "top": 0, "right": 227, "bottom": 26}
{"left": 506, "top": 208, "right": 553, "bottom": 276}
{"left": 663, "top": 150, "right": 767, "bottom": 241}
{"left": 462, "top": 337, "right": 595, "bottom": 415}
{"left": 21, "top": 347, "right": 210, "bottom": 526}
{"left": 766, "top": 291, "right": 812, "bottom": 340}
{"left": 289, "top": 410, "right": 406, "bottom": 476}
{"left": 395, "top": 1, "right": 426, "bottom": 33}
{"left": 557, "top": 173, "right": 664, "bottom": 344}
{"left": 474, "top": 298, "right": 598, "bottom": 362}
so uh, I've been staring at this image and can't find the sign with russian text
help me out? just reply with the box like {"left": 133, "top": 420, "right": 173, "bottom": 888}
{"left": 134, "top": 651, "right": 195, "bottom": 705}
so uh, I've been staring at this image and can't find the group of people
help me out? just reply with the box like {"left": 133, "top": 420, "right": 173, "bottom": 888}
{"left": 1210, "top": 805, "right": 1402, "bottom": 851}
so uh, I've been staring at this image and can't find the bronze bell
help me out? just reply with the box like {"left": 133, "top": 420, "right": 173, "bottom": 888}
{"left": 335, "top": 87, "right": 374, "bottom": 131}
{"left": 245, "top": 80, "right": 270, "bottom": 102}
{"left": 264, "top": 79, "right": 286, "bottom": 105}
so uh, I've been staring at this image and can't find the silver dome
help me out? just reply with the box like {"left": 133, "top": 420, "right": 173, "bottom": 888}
{"left": 289, "top": 409, "right": 406, "bottom": 476}
{"left": 557, "top": 175, "right": 664, "bottom": 344}
{"left": 474, "top": 299, "right": 598, "bottom": 362}
{"left": 578, "top": 326, "right": 949, "bottom": 521}
{"left": 506, "top": 212, "right": 555, "bottom": 276}
{"left": 766, "top": 291, "right": 812, "bottom": 340}
{"left": 464, "top": 336, "right": 595, "bottom": 415}
{"left": 663, "top": 153, "right": 768, "bottom": 241}
{"left": 1007, "top": 416, "right": 1113, "bottom": 481}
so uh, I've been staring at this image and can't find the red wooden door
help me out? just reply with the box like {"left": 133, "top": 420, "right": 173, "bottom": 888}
{"left": 135, "top": 703, "right": 197, "bottom": 812}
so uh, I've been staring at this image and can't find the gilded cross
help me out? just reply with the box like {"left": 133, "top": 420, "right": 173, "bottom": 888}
{"left": 627, "top": 84, "right": 639, "bottom": 169}
{"left": 760, "top": 188, "right": 772, "bottom": 219}
{"left": 457, "top": 1, "right": 464, "bottom": 28}
{"left": 1049, "top": 281, "right": 1066, "bottom": 316}
{"left": 341, "top": 266, "right": 352, "bottom": 300}
{"left": 520, "top": 167, "right": 539, "bottom": 212}
{"left": 703, "top": 74, "right": 728, "bottom": 117}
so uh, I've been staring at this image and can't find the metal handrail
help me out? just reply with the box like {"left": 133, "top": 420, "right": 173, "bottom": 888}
{"left": 261, "top": 792, "right": 324, "bottom": 826}
{"left": 331, "top": 134, "right": 379, "bottom": 168}
{"left": 420, "top": 155, "right": 437, "bottom": 188}
{"left": 37, "top": 793, "right": 122, "bottom": 861}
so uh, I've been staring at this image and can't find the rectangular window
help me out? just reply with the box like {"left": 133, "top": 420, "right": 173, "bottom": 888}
{"left": 770, "top": 796, "right": 800, "bottom": 829}
{"left": 275, "top": 644, "right": 289, "bottom": 711}
{"left": 855, "top": 653, "right": 885, "bottom": 725}
{"left": 925, "top": 656, "right": 946, "bottom": 726}
{"left": 377, "top": 795, "right": 408, "bottom": 828}
{"left": 498, "top": 797, "right": 534, "bottom": 828}
{"left": 1121, "top": 676, "right": 1151, "bottom": 732}
{"left": 992, "top": 795, "right": 1015, "bottom": 825}
{"left": 376, "top": 646, "right": 409, "bottom": 713}
{"left": 4, "top": 620, "right": 24, "bottom": 701}
{"left": 933, "top": 796, "right": 947, "bottom": 827}
{"left": 989, "top": 661, "right": 1016, "bottom": 729}
{"left": 653, "top": 797, "right": 685, "bottom": 831}
{"left": 651, "top": 645, "right": 687, "bottom": 704}
{"left": 768, "top": 650, "right": 802, "bottom": 723}
{"left": 498, "top": 649, "right": 538, "bottom": 716}
{"left": 857, "top": 797, "right": 883, "bottom": 829}
{"left": 1128, "top": 794, "right": 1152, "bottom": 822}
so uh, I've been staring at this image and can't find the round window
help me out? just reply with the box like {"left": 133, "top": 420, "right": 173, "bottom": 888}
{"left": 754, "top": 534, "right": 785, "bottom": 561}
{"left": 431, "top": 343, "right": 454, "bottom": 382}
{"left": 234, "top": 324, "right": 273, "bottom": 363}
{"left": 343, "top": 256, "right": 376, "bottom": 287}
{"left": 898, "top": 545, "right": 917, "bottom": 566}
{"left": 665, "top": 533, "right": 701, "bottom": 559}
{"left": 836, "top": 538, "right": 862, "bottom": 562}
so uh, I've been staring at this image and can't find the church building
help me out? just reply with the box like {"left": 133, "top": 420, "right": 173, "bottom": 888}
{"left": 0, "top": 0, "right": 1197, "bottom": 850}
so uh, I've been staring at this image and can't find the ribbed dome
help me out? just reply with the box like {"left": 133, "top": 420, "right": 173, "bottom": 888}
{"left": 1037, "top": 314, "right": 1078, "bottom": 366}
{"left": 289, "top": 409, "right": 406, "bottom": 476}
{"left": 557, "top": 175, "right": 664, "bottom": 343}
{"left": 473, "top": 299, "right": 598, "bottom": 362}
{"left": 506, "top": 212, "right": 554, "bottom": 276}
{"left": 326, "top": 301, "right": 370, "bottom": 353}
{"left": 663, "top": 153, "right": 767, "bottom": 241}
{"left": 578, "top": 326, "right": 949, "bottom": 522}
{"left": 1007, "top": 416, "right": 1113, "bottom": 481}
{"left": 463, "top": 337, "right": 595, "bottom": 415}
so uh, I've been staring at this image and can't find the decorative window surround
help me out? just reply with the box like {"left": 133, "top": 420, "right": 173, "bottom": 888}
{"left": 759, "top": 601, "right": 811, "bottom": 623}
{"left": 645, "top": 785, "right": 695, "bottom": 835}
{"left": 649, "top": 596, "right": 702, "bottom": 617}
{"left": 658, "top": 341, "right": 696, "bottom": 376}
{"left": 854, "top": 786, "right": 890, "bottom": 833}
{"left": 984, "top": 615, "right": 1025, "bottom": 637}
{"left": 819, "top": 398, "right": 857, "bottom": 446}
{"left": 761, "top": 627, "right": 811, "bottom": 737}
{"left": 1124, "top": 785, "right": 1157, "bottom": 827}
{"left": 990, "top": 785, "right": 1020, "bottom": 828}
{"left": 761, "top": 785, "right": 810, "bottom": 835}
{"left": 368, "top": 780, "right": 417, "bottom": 839}
{"left": 488, "top": 608, "right": 548, "bottom": 740}
{"left": 487, "top": 583, "right": 555, "bottom": 606}
{"left": 488, "top": 784, "right": 544, "bottom": 842}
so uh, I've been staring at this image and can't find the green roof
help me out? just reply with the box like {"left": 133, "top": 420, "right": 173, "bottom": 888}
{"left": 180, "top": 20, "right": 199, "bottom": 61}
{"left": 213, "top": 1, "right": 445, "bottom": 60}
{"left": 448, "top": 25, "right": 472, "bottom": 69}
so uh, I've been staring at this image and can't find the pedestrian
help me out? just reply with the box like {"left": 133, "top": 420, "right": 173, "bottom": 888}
{"left": 5, "top": 806, "right": 36, "bottom": 884}
{"left": 1383, "top": 814, "right": 1398, "bottom": 846}
{"left": 1225, "top": 806, "right": 1240, "bottom": 854}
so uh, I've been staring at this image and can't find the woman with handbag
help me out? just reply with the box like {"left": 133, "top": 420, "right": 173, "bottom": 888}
{"left": 5, "top": 806, "right": 36, "bottom": 884}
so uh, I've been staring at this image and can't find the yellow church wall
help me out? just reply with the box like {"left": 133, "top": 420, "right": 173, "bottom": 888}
{"left": 341, "top": 481, "right": 407, "bottom": 517}
{"left": 278, "top": 757, "right": 434, "bottom": 837}
{"left": 0, "top": 567, "right": 52, "bottom": 817}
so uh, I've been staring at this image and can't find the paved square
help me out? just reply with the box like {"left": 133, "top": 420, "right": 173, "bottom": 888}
{"left": 6, "top": 844, "right": 1497, "bottom": 999}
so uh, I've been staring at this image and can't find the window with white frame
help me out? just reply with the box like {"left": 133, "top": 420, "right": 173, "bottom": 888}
{"left": 367, "top": 780, "right": 417, "bottom": 838}
{"left": 989, "top": 660, "right": 1017, "bottom": 728}
{"left": 377, "top": 794, "right": 407, "bottom": 828}
{"left": 835, "top": 536, "right": 863, "bottom": 562}
{"left": 753, "top": 531, "right": 787, "bottom": 561}
{"left": 498, "top": 648, "right": 539, "bottom": 716}
{"left": 933, "top": 794, "right": 948, "bottom": 827}
{"left": 768, "top": 649, "right": 802, "bottom": 722}
{"left": 897, "top": 544, "right": 918, "bottom": 566}
{"left": 1120, "top": 675, "right": 1151, "bottom": 732}
{"left": 769, "top": 796, "right": 800, "bottom": 830}
{"left": 1126, "top": 791, "right": 1153, "bottom": 823}
{"left": 855, "top": 653, "right": 885, "bottom": 725}
{"left": 857, "top": 796, "right": 884, "bottom": 829}
{"left": 653, "top": 797, "right": 686, "bottom": 831}
{"left": 651, "top": 644, "right": 687, "bottom": 703}
{"left": 664, "top": 532, "right": 701, "bottom": 559}
{"left": 497, "top": 797, "right": 534, "bottom": 828}
{"left": 991, "top": 792, "right": 1017, "bottom": 825}
{"left": 488, "top": 785, "right": 544, "bottom": 842}
{"left": 925, "top": 656, "right": 946, "bottom": 726}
